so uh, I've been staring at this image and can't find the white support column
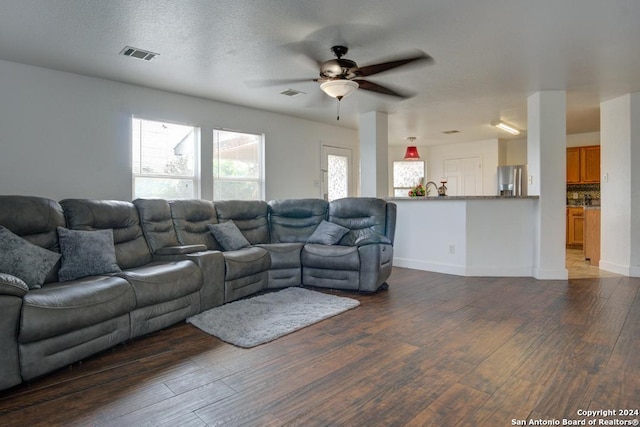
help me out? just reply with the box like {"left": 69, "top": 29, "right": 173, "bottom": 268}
{"left": 359, "top": 111, "right": 388, "bottom": 197}
{"left": 527, "top": 91, "right": 568, "bottom": 280}
{"left": 599, "top": 93, "right": 640, "bottom": 276}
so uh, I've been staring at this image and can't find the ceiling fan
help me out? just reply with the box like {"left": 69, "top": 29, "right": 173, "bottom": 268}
{"left": 313, "top": 45, "right": 433, "bottom": 102}
{"left": 250, "top": 44, "right": 434, "bottom": 119}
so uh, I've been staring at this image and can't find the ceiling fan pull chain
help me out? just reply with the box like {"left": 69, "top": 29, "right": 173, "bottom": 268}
{"left": 336, "top": 96, "right": 343, "bottom": 121}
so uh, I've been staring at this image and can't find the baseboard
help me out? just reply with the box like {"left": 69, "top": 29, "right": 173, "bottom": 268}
{"left": 393, "top": 257, "right": 466, "bottom": 276}
{"left": 599, "top": 260, "right": 638, "bottom": 277}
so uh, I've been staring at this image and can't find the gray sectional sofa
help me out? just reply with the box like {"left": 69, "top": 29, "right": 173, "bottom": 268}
{"left": 0, "top": 195, "right": 396, "bottom": 391}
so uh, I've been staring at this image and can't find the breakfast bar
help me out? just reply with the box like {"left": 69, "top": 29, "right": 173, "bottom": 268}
{"left": 389, "top": 196, "right": 539, "bottom": 277}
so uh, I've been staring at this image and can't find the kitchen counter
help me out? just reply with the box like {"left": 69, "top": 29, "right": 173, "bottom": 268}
{"left": 391, "top": 197, "right": 538, "bottom": 277}
{"left": 388, "top": 195, "right": 539, "bottom": 201}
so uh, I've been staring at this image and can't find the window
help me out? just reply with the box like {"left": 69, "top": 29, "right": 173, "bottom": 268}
{"left": 393, "top": 161, "right": 425, "bottom": 197}
{"left": 213, "top": 129, "right": 264, "bottom": 201}
{"left": 132, "top": 118, "right": 199, "bottom": 199}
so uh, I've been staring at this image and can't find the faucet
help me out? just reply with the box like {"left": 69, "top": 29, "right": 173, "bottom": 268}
{"left": 425, "top": 181, "right": 438, "bottom": 196}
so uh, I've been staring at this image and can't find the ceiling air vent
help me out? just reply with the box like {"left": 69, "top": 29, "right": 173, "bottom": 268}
{"left": 442, "top": 130, "right": 460, "bottom": 134}
{"left": 120, "top": 46, "right": 159, "bottom": 61}
{"left": 280, "top": 88, "right": 306, "bottom": 97}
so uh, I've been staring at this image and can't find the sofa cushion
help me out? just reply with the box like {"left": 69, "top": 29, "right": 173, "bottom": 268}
{"left": 57, "top": 227, "right": 121, "bottom": 282}
{"left": 19, "top": 275, "right": 135, "bottom": 343}
{"left": 169, "top": 199, "right": 221, "bottom": 250}
{"left": 0, "top": 226, "right": 61, "bottom": 289}
{"left": 328, "top": 197, "right": 388, "bottom": 246}
{"left": 208, "top": 221, "right": 250, "bottom": 251}
{"left": 133, "top": 199, "right": 180, "bottom": 252}
{"left": 255, "top": 243, "right": 303, "bottom": 269}
{"left": 214, "top": 200, "right": 269, "bottom": 244}
{"left": 117, "top": 260, "right": 203, "bottom": 308}
{"left": 306, "top": 220, "right": 349, "bottom": 245}
{"left": 268, "top": 199, "right": 328, "bottom": 243}
{"left": 60, "top": 199, "right": 153, "bottom": 269}
{"left": 301, "top": 244, "right": 360, "bottom": 270}
{"left": 222, "top": 247, "right": 271, "bottom": 281}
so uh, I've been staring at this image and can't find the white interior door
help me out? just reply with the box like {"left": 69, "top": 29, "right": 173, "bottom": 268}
{"left": 321, "top": 145, "right": 352, "bottom": 201}
{"left": 444, "top": 156, "right": 482, "bottom": 196}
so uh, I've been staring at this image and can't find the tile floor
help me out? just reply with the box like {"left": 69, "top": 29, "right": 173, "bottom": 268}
{"left": 566, "top": 248, "right": 622, "bottom": 279}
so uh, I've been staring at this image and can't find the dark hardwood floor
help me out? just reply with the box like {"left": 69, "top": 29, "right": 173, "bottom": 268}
{"left": 1, "top": 267, "right": 639, "bottom": 426}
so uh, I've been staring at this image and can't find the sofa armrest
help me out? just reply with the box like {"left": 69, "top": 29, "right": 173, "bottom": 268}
{"left": 154, "top": 244, "right": 208, "bottom": 256}
{"left": 0, "top": 276, "right": 26, "bottom": 390}
{"left": 354, "top": 234, "right": 392, "bottom": 247}
{"left": 0, "top": 273, "right": 29, "bottom": 297}
{"left": 186, "top": 250, "right": 225, "bottom": 311}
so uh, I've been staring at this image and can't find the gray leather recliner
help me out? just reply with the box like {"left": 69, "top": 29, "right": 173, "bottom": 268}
{"left": 302, "top": 197, "right": 396, "bottom": 292}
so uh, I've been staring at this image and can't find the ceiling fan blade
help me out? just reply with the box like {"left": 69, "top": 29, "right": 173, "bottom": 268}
{"left": 279, "top": 40, "right": 326, "bottom": 69}
{"left": 356, "top": 51, "right": 434, "bottom": 77}
{"left": 245, "top": 77, "right": 317, "bottom": 88}
{"left": 354, "top": 79, "right": 415, "bottom": 99}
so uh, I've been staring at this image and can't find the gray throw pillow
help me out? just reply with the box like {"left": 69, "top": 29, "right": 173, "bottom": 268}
{"left": 208, "top": 221, "right": 250, "bottom": 251}
{"left": 57, "top": 227, "right": 121, "bottom": 282}
{"left": 306, "top": 220, "right": 350, "bottom": 245}
{"left": 0, "top": 226, "right": 61, "bottom": 289}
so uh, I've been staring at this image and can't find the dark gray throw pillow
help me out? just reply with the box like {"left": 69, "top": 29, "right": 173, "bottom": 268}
{"left": 208, "top": 221, "right": 250, "bottom": 251}
{"left": 306, "top": 220, "right": 350, "bottom": 245}
{"left": 57, "top": 227, "right": 121, "bottom": 282}
{"left": 0, "top": 226, "right": 61, "bottom": 289}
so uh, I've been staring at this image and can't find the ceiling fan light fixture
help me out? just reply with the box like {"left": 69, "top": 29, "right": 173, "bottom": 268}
{"left": 320, "top": 80, "right": 359, "bottom": 100}
{"left": 493, "top": 121, "right": 521, "bottom": 135}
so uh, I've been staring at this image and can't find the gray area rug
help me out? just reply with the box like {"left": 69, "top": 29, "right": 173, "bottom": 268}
{"left": 186, "top": 287, "right": 360, "bottom": 348}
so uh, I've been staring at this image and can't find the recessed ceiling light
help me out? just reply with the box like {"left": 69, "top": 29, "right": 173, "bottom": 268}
{"left": 280, "top": 88, "right": 306, "bottom": 97}
{"left": 120, "top": 46, "right": 159, "bottom": 61}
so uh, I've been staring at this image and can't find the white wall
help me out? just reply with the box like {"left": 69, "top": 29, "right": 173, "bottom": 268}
{"left": 599, "top": 95, "right": 636, "bottom": 275}
{"left": 566, "top": 131, "right": 600, "bottom": 147}
{"left": 505, "top": 138, "right": 528, "bottom": 165}
{"left": 0, "top": 59, "right": 358, "bottom": 201}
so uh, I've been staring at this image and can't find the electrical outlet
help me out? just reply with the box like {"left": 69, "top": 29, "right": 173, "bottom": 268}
{"left": 528, "top": 175, "right": 533, "bottom": 185}
{"left": 448, "top": 244, "right": 455, "bottom": 254}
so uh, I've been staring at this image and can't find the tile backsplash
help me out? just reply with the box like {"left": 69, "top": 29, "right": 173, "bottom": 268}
{"left": 567, "top": 183, "right": 600, "bottom": 205}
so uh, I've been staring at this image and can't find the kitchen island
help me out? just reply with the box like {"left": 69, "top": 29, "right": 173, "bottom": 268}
{"left": 389, "top": 196, "right": 539, "bottom": 277}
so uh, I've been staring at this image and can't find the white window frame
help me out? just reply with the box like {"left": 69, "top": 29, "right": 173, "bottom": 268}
{"left": 393, "top": 160, "right": 426, "bottom": 197}
{"left": 213, "top": 128, "right": 265, "bottom": 201}
{"left": 132, "top": 116, "right": 201, "bottom": 199}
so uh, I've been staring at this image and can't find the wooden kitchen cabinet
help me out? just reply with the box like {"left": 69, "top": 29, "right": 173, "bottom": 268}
{"left": 566, "top": 145, "right": 600, "bottom": 183}
{"left": 567, "top": 207, "right": 584, "bottom": 248}
{"left": 583, "top": 207, "right": 601, "bottom": 265}
{"left": 581, "top": 146, "right": 601, "bottom": 183}
{"left": 566, "top": 147, "right": 581, "bottom": 183}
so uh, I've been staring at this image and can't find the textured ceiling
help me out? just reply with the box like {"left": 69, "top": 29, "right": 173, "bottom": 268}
{"left": 1, "top": 0, "right": 639, "bottom": 146}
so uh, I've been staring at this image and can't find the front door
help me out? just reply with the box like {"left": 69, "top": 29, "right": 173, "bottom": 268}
{"left": 321, "top": 145, "right": 352, "bottom": 201}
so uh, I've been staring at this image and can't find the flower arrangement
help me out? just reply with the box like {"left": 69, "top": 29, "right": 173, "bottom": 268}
{"left": 408, "top": 184, "right": 428, "bottom": 197}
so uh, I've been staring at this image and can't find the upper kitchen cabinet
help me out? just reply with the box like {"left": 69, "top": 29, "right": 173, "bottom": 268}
{"left": 566, "top": 145, "right": 600, "bottom": 183}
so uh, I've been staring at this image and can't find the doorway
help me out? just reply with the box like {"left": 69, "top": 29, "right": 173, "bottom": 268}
{"left": 321, "top": 145, "right": 353, "bottom": 201}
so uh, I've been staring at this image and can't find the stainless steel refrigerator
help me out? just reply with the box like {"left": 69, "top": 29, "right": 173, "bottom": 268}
{"left": 497, "top": 165, "right": 527, "bottom": 196}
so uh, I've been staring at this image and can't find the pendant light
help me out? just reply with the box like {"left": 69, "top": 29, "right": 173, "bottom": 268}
{"left": 403, "top": 137, "right": 420, "bottom": 160}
